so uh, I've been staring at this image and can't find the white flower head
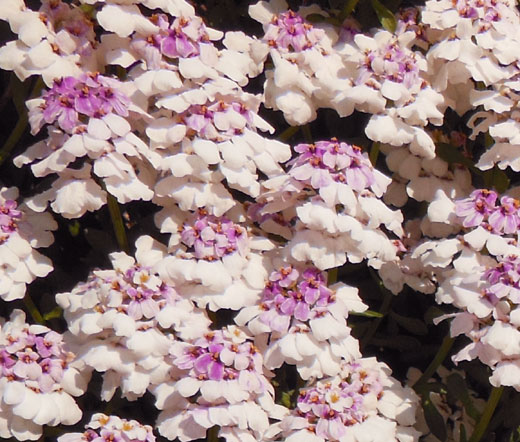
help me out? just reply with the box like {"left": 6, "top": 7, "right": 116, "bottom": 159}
{"left": 56, "top": 235, "right": 210, "bottom": 400}
{"left": 0, "top": 310, "right": 89, "bottom": 441}
{"left": 154, "top": 325, "right": 284, "bottom": 441}
{"left": 280, "top": 357, "right": 420, "bottom": 441}
{"left": 58, "top": 413, "right": 156, "bottom": 442}
{"left": 0, "top": 187, "right": 56, "bottom": 301}
{"left": 155, "top": 206, "right": 272, "bottom": 309}
{"left": 236, "top": 264, "right": 367, "bottom": 379}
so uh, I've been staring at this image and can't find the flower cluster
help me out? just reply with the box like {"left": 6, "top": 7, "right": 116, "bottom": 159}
{"left": 0, "top": 310, "right": 88, "bottom": 440}
{"left": 29, "top": 73, "right": 131, "bottom": 135}
{"left": 280, "top": 358, "right": 420, "bottom": 441}
{"left": 255, "top": 139, "right": 403, "bottom": 270}
{"left": 455, "top": 189, "right": 520, "bottom": 234}
{"left": 179, "top": 211, "right": 248, "bottom": 261}
{"left": 0, "top": 187, "right": 56, "bottom": 301}
{"left": 236, "top": 265, "right": 366, "bottom": 379}
{"left": 153, "top": 326, "right": 285, "bottom": 442}
{"left": 58, "top": 413, "right": 155, "bottom": 442}
{"left": 56, "top": 235, "right": 209, "bottom": 401}
{"left": 263, "top": 10, "right": 324, "bottom": 52}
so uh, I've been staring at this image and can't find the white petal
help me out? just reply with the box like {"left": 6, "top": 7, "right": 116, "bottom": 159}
{"left": 192, "top": 139, "right": 221, "bottom": 165}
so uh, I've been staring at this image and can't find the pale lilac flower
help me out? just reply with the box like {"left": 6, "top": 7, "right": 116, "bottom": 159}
{"left": 382, "top": 133, "right": 473, "bottom": 207}
{"left": 336, "top": 29, "right": 444, "bottom": 158}
{"left": 0, "top": 1, "right": 88, "bottom": 85}
{"left": 148, "top": 78, "right": 290, "bottom": 204}
{"left": 0, "top": 310, "right": 89, "bottom": 441}
{"left": 236, "top": 265, "right": 367, "bottom": 379}
{"left": 455, "top": 189, "right": 498, "bottom": 228}
{"left": 488, "top": 196, "right": 520, "bottom": 234}
{"left": 29, "top": 73, "right": 131, "bottom": 135}
{"left": 155, "top": 206, "right": 270, "bottom": 309}
{"left": 179, "top": 210, "right": 248, "bottom": 261}
{"left": 58, "top": 413, "right": 155, "bottom": 442}
{"left": 256, "top": 139, "right": 403, "bottom": 270}
{"left": 22, "top": 73, "right": 156, "bottom": 208}
{"left": 161, "top": 15, "right": 208, "bottom": 58}
{"left": 289, "top": 140, "right": 377, "bottom": 196}
{"left": 263, "top": 9, "right": 324, "bottom": 52}
{"left": 129, "top": 13, "right": 220, "bottom": 71}
{"left": 452, "top": 189, "right": 520, "bottom": 235}
{"left": 56, "top": 236, "right": 210, "bottom": 400}
{"left": 280, "top": 358, "right": 420, "bottom": 442}
{"left": 154, "top": 325, "right": 285, "bottom": 441}
{"left": 427, "top": 236, "right": 520, "bottom": 391}
{"left": 249, "top": 0, "right": 344, "bottom": 125}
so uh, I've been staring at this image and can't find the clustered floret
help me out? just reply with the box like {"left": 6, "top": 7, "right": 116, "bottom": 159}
{"left": 0, "top": 310, "right": 88, "bottom": 441}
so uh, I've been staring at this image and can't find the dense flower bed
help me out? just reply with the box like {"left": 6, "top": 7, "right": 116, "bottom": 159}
{"left": 0, "top": 0, "right": 519, "bottom": 440}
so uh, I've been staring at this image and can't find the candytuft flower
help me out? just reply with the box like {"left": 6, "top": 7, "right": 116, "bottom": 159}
{"left": 0, "top": 310, "right": 89, "bottom": 441}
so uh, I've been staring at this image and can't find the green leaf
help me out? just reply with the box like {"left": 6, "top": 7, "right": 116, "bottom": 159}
{"left": 446, "top": 373, "right": 480, "bottom": 421}
{"left": 460, "top": 423, "right": 468, "bottom": 442}
{"left": 305, "top": 13, "right": 341, "bottom": 26}
{"left": 370, "top": 0, "right": 397, "bottom": 32}
{"left": 350, "top": 310, "right": 384, "bottom": 318}
{"left": 414, "top": 381, "right": 447, "bottom": 396}
{"left": 436, "top": 142, "right": 475, "bottom": 169}
{"left": 510, "top": 427, "right": 520, "bottom": 442}
{"left": 280, "top": 390, "right": 294, "bottom": 408}
{"left": 389, "top": 310, "right": 428, "bottom": 335}
{"left": 304, "top": 13, "right": 327, "bottom": 23}
{"left": 483, "top": 167, "right": 510, "bottom": 193}
{"left": 339, "top": 0, "right": 361, "bottom": 20}
{"left": 423, "top": 396, "right": 447, "bottom": 441}
{"left": 369, "top": 142, "right": 380, "bottom": 166}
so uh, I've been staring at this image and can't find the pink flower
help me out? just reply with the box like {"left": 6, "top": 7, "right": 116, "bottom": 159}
{"left": 455, "top": 189, "right": 498, "bottom": 228}
{"left": 488, "top": 196, "right": 520, "bottom": 234}
{"left": 30, "top": 73, "right": 131, "bottom": 135}
{"left": 289, "top": 139, "right": 376, "bottom": 194}
{"left": 263, "top": 10, "right": 324, "bottom": 52}
{"left": 180, "top": 211, "right": 248, "bottom": 261}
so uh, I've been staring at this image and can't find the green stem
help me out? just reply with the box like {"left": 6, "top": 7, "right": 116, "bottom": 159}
{"left": 360, "top": 289, "right": 392, "bottom": 349}
{"left": 468, "top": 386, "right": 504, "bottom": 442}
{"left": 327, "top": 268, "right": 338, "bottom": 285}
{"left": 278, "top": 125, "right": 299, "bottom": 142}
{"left": 207, "top": 426, "right": 219, "bottom": 442}
{"left": 412, "top": 335, "right": 454, "bottom": 389}
{"left": 106, "top": 193, "right": 129, "bottom": 253}
{"left": 302, "top": 124, "right": 313, "bottom": 142}
{"left": 0, "top": 111, "right": 28, "bottom": 167}
{"left": 0, "top": 77, "right": 44, "bottom": 167}
{"left": 369, "top": 142, "right": 380, "bottom": 166}
{"left": 23, "top": 293, "right": 45, "bottom": 324}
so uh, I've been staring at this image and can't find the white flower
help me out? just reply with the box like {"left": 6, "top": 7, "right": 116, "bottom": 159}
{"left": 280, "top": 357, "right": 420, "bottom": 442}
{"left": 56, "top": 235, "right": 209, "bottom": 400}
{"left": 0, "top": 187, "right": 56, "bottom": 301}
{"left": 154, "top": 325, "right": 284, "bottom": 441}
{"left": 26, "top": 165, "right": 107, "bottom": 219}
{"left": 58, "top": 413, "right": 156, "bottom": 442}
{"left": 0, "top": 310, "right": 89, "bottom": 440}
